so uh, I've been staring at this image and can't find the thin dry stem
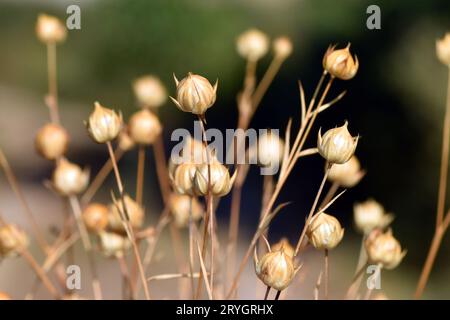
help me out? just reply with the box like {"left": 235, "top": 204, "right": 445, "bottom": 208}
{"left": 136, "top": 145, "right": 145, "bottom": 206}
{"left": 46, "top": 42, "right": 60, "bottom": 124}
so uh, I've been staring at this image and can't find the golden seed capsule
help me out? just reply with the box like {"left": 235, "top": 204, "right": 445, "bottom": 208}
{"left": 109, "top": 194, "right": 144, "bottom": 232}
{"left": 194, "top": 161, "right": 236, "bottom": 197}
{"left": 365, "top": 229, "right": 406, "bottom": 270}
{"left": 273, "top": 36, "right": 293, "bottom": 59}
{"left": 0, "top": 224, "right": 29, "bottom": 258}
{"left": 236, "top": 28, "right": 269, "bottom": 61}
{"left": 82, "top": 203, "right": 109, "bottom": 233}
{"left": 86, "top": 102, "right": 122, "bottom": 143}
{"left": 53, "top": 158, "right": 89, "bottom": 196}
{"left": 306, "top": 213, "right": 344, "bottom": 250}
{"left": 36, "top": 14, "right": 67, "bottom": 44}
{"left": 436, "top": 33, "right": 450, "bottom": 66}
{"left": 169, "top": 194, "right": 204, "bottom": 228}
{"left": 133, "top": 75, "right": 167, "bottom": 108}
{"left": 117, "top": 130, "right": 135, "bottom": 152}
{"left": 255, "top": 248, "right": 296, "bottom": 291}
{"left": 35, "top": 123, "right": 69, "bottom": 160}
{"left": 128, "top": 109, "right": 162, "bottom": 145}
{"left": 327, "top": 155, "right": 365, "bottom": 187}
{"left": 172, "top": 162, "right": 198, "bottom": 196}
{"left": 99, "top": 231, "right": 131, "bottom": 258}
{"left": 271, "top": 238, "right": 295, "bottom": 258}
{"left": 318, "top": 121, "right": 358, "bottom": 164}
{"left": 323, "top": 44, "right": 359, "bottom": 80}
{"left": 254, "top": 131, "right": 285, "bottom": 167}
{"left": 0, "top": 292, "right": 11, "bottom": 300}
{"left": 354, "top": 199, "right": 394, "bottom": 234}
{"left": 170, "top": 73, "right": 217, "bottom": 115}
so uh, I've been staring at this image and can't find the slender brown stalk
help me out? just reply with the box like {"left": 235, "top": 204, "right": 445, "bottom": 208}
{"left": 0, "top": 148, "right": 49, "bottom": 253}
{"left": 345, "top": 262, "right": 368, "bottom": 299}
{"left": 252, "top": 56, "right": 285, "bottom": 109}
{"left": 117, "top": 255, "right": 135, "bottom": 300}
{"left": 46, "top": 42, "right": 60, "bottom": 124}
{"left": 274, "top": 290, "right": 281, "bottom": 300}
{"left": 153, "top": 133, "right": 171, "bottom": 204}
{"left": 106, "top": 141, "right": 151, "bottom": 300}
{"left": 21, "top": 249, "right": 61, "bottom": 299}
{"left": 319, "top": 182, "right": 339, "bottom": 209}
{"left": 415, "top": 68, "right": 450, "bottom": 299}
{"left": 188, "top": 197, "right": 196, "bottom": 297}
{"left": 136, "top": 145, "right": 145, "bottom": 206}
{"left": 81, "top": 147, "right": 125, "bottom": 204}
{"left": 264, "top": 286, "right": 271, "bottom": 300}
{"left": 294, "top": 163, "right": 332, "bottom": 256}
{"left": 345, "top": 236, "right": 368, "bottom": 299}
{"left": 68, "top": 195, "right": 103, "bottom": 300}
{"left": 415, "top": 213, "right": 450, "bottom": 299}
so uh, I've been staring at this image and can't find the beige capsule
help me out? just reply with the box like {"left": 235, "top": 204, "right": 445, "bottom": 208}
{"left": 194, "top": 161, "right": 236, "bottom": 197}
{"left": 0, "top": 224, "right": 29, "bottom": 258}
{"left": 36, "top": 14, "right": 67, "bottom": 44}
{"left": 82, "top": 203, "right": 109, "bottom": 233}
{"left": 86, "top": 102, "right": 123, "bottom": 143}
{"left": 99, "top": 231, "right": 131, "bottom": 258}
{"left": 169, "top": 194, "right": 204, "bottom": 228}
{"left": 271, "top": 237, "right": 295, "bottom": 258}
{"left": 53, "top": 158, "right": 89, "bottom": 196}
{"left": 170, "top": 73, "right": 217, "bottom": 115}
{"left": 35, "top": 123, "right": 69, "bottom": 160}
{"left": 254, "top": 247, "right": 299, "bottom": 291}
{"left": 436, "top": 33, "right": 450, "bottom": 66}
{"left": 109, "top": 194, "right": 144, "bottom": 232}
{"left": 353, "top": 199, "right": 394, "bottom": 234}
{"left": 323, "top": 44, "right": 359, "bottom": 80}
{"left": 273, "top": 36, "right": 293, "bottom": 59}
{"left": 318, "top": 121, "right": 358, "bottom": 164}
{"left": 128, "top": 109, "right": 162, "bottom": 145}
{"left": 365, "top": 229, "right": 406, "bottom": 270}
{"left": 117, "top": 129, "right": 135, "bottom": 152}
{"left": 172, "top": 162, "right": 198, "bottom": 196}
{"left": 327, "top": 155, "right": 365, "bottom": 188}
{"left": 306, "top": 213, "right": 344, "bottom": 250}
{"left": 254, "top": 130, "right": 285, "bottom": 168}
{"left": 133, "top": 75, "right": 167, "bottom": 108}
{"left": 236, "top": 28, "right": 269, "bottom": 61}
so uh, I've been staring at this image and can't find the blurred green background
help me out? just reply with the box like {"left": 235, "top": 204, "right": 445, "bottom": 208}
{"left": 1, "top": 0, "right": 450, "bottom": 299}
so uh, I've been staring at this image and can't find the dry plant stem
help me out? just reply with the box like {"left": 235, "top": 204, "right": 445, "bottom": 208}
{"left": 68, "top": 195, "right": 103, "bottom": 300}
{"left": 274, "top": 290, "right": 281, "bottom": 300}
{"left": 117, "top": 255, "right": 135, "bottom": 300}
{"left": 195, "top": 117, "right": 214, "bottom": 300}
{"left": 415, "top": 69, "right": 450, "bottom": 299}
{"left": 319, "top": 182, "right": 339, "bottom": 209}
{"left": 324, "top": 249, "right": 329, "bottom": 299}
{"left": 106, "top": 141, "right": 151, "bottom": 300}
{"left": 252, "top": 56, "right": 285, "bottom": 108}
{"left": 345, "top": 262, "right": 368, "bottom": 299}
{"left": 435, "top": 69, "right": 450, "bottom": 228}
{"left": 136, "top": 145, "right": 145, "bottom": 206}
{"left": 188, "top": 197, "right": 196, "bottom": 298}
{"left": 21, "top": 249, "right": 61, "bottom": 299}
{"left": 0, "top": 149, "right": 49, "bottom": 253}
{"left": 258, "top": 175, "right": 274, "bottom": 256}
{"left": 346, "top": 235, "right": 368, "bottom": 299}
{"left": 226, "top": 74, "right": 334, "bottom": 298}
{"left": 415, "top": 212, "right": 450, "bottom": 299}
{"left": 264, "top": 286, "right": 271, "bottom": 300}
{"left": 81, "top": 147, "right": 125, "bottom": 204}
{"left": 153, "top": 133, "right": 171, "bottom": 204}
{"left": 294, "top": 164, "right": 332, "bottom": 256}
{"left": 46, "top": 42, "right": 60, "bottom": 124}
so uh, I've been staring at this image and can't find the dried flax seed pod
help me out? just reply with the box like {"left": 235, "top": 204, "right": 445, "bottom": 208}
{"left": 169, "top": 194, "right": 204, "bottom": 228}
{"left": 327, "top": 155, "right": 365, "bottom": 187}
{"left": 133, "top": 75, "right": 167, "bottom": 108}
{"left": 109, "top": 195, "right": 144, "bottom": 232}
{"left": 271, "top": 238, "right": 295, "bottom": 258}
{"left": 436, "top": 33, "right": 450, "bottom": 66}
{"left": 35, "top": 123, "right": 69, "bottom": 160}
{"left": 170, "top": 73, "right": 217, "bottom": 115}
{"left": 36, "top": 14, "right": 66, "bottom": 44}
{"left": 99, "top": 231, "right": 130, "bottom": 258}
{"left": 353, "top": 199, "right": 393, "bottom": 234}
{"left": 194, "top": 161, "right": 236, "bottom": 197}
{"left": 0, "top": 225, "right": 29, "bottom": 258}
{"left": 306, "top": 213, "right": 344, "bottom": 250}
{"left": 365, "top": 229, "right": 406, "bottom": 270}
{"left": 82, "top": 203, "right": 109, "bottom": 233}
{"left": 128, "top": 109, "right": 162, "bottom": 145}
{"left": 323, "top": 44, "right": 359, "bottom": 80}
{"left": 318, "top": 122, "right": 358, "bottom": 164}
{"left": 86, "top": 102, "right": 122, "bottom": 143}
{"left": 273, "top": 36, "right": 293, "bottom": 59}
{"left": 236, "top": 29, "right": 269, "bottom": 61}
{"left": 53, "top": 159, "right": 89, "bottom": 196}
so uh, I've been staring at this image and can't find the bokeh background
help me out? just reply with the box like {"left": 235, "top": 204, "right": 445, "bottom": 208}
{"left": 1, "top": 0, "right": 450, "bottom": 299}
